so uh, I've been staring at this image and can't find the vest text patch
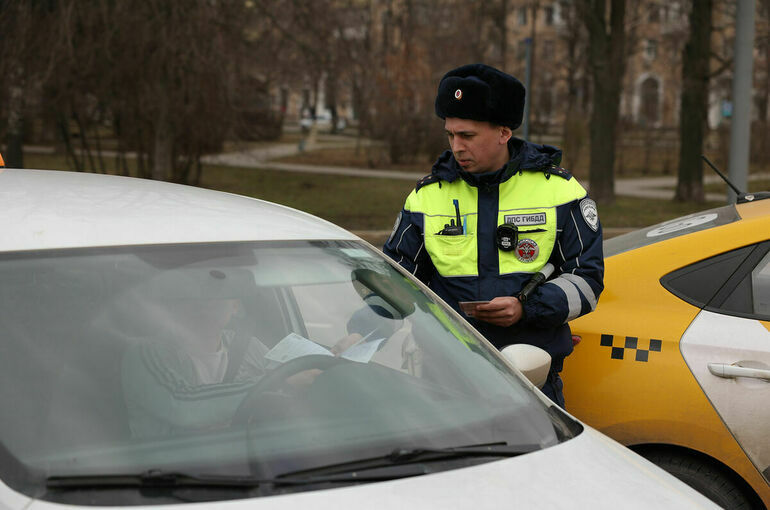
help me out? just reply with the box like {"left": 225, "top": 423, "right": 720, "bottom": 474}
{"left": 503, "top": 212, "right": 547, "bottom": 226}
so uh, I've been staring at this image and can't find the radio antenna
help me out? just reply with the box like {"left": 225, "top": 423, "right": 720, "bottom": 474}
{"left": 701, "top": 155, "right": 742, "bottom": 195}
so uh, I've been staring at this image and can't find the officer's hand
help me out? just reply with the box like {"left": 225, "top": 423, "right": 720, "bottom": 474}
{"left": 473, "top": 297, "right": 523, "bottom": 327}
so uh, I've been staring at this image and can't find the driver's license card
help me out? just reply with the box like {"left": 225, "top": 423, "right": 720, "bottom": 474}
{"left": 458, "top": 301, "right": 489, "bottom": 317}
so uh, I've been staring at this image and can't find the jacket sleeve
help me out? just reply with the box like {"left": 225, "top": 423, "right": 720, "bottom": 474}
{"left": 382, "top": 207, "right": 434, "bottom": 285}
{"left": 521, "top": 197, "right": 604, "bottom": 328}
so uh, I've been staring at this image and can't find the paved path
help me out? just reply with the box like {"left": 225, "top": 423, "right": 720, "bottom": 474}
{"left": 203, "top": 141, "right": 770, "bottom": 201}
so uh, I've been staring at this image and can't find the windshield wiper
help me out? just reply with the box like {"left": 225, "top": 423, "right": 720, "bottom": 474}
{"left": 46, "top": 470, "right": 270, "bottom": 490}
{"left": 45, "top": 468, "right": 404, "bottom": 492}
{"left": 276, "top": 441, "right": 540, "bottom": 480}
{"left": 45, "top": 443, "right": 539, "bottom": 492}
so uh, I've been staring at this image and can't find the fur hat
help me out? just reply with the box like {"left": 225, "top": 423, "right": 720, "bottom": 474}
{"left": 434, "top": 64, "right": 526, "bottom": 129}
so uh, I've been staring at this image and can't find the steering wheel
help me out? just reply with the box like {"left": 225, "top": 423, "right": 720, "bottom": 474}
{"left": 231, "top": 354, "right": 347, "bottom": 427}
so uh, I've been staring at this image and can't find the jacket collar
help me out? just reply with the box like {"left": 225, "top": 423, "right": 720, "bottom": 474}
{"left": 429, "top": 138, "right": 564, "bottom": 188}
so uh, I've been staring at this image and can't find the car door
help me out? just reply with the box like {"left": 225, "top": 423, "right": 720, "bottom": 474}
{"left": 679, "top": 241, "right": 770, "bottom": 484}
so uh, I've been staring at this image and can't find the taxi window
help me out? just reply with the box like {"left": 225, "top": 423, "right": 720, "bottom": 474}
{"left": 605, "top": 205, "right": 740, "bottom": 257}
{"left": 752, "top": 251, "right": 770, "bottom": 316}
{"left": 714, "top": 242, "right": 770, "bottom": 320}
{"left": 660, "top": 245, "right": 755, "bottom": 309}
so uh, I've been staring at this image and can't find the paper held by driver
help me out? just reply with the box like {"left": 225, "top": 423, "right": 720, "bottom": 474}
{"left": 265, "top": 331, "right": 386, "bottom": 364}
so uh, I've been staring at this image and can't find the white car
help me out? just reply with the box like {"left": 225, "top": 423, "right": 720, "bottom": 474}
{"left": 0, "top": 168, "right": 716, "bottom": 509}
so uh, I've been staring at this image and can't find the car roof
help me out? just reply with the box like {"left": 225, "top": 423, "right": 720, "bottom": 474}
{"left": 0, "top": 169, "right": 357, "bottom": 252}
{"left": 735, "top": 194, "right": 770, "bottom": 220}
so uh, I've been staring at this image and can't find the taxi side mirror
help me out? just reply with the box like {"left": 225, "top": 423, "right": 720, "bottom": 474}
{"left": 501, "top": 344, "right": 551, "bottom": 389}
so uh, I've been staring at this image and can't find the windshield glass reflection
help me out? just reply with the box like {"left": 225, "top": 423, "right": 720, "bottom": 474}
{"left": 0, "top": 241, "right": 561, "bottom": 503}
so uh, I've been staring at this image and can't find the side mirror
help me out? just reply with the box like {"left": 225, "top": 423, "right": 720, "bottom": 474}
{"left": 351, "top": 269, "right": 415, "bottom": 318}
{"left": 501, "top": 344, "right": 552, "bottom": 389}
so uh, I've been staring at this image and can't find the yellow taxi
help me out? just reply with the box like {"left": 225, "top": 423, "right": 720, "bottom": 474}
{"left": 564, "top": 194, "right": 770, "bottom": 508}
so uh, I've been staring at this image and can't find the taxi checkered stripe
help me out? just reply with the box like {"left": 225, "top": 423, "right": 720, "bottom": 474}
{"left": 600, "top": 334, "right": 662, "bottom": 362}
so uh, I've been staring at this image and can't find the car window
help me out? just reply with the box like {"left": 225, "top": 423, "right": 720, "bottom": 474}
{"left": 714, "top": 243, "right": 770, "bottom": 320}
{"left": 665, "top": 241, "right": 770, "bottom": 320}
{"left": 752, "top": 250, "right": 770, "bottom": 316}
{"left": 605, "top": 205, "right": 740, "bottom": 257}
{"left": 660, "top": 245, "right": 755, "bottom": 308}
{"left": 0, "top": 240, "right": 573, "bottom": 505}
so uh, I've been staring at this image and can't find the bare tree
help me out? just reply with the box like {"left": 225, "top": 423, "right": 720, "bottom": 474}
{"left": 577, "top": 0, "right": 627, "bottom": 204}
{"left": 675, "top": 0, "right": 713, "bottom": 202}
{"left": 0, "top": 1, "right": 60, "bottom": 168}
{"left": 558, "top": 0, "right": 590, "bottom": 170}
{"left": 1, "top": 0, "right": 258, "bottom": 182}
{"left": 754, "top": 0, "right": 770, "bottom": 165}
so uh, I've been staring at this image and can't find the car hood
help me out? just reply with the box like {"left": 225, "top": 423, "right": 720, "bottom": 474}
{"left": 15, "top": 427, "right": 716, "bottom": 509}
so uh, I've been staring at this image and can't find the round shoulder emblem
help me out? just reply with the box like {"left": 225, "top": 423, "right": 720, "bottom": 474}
{"left": 515, "top": 239, "right": 539, "bottom": 263}
{"left": 579, "top": 198, "right": 599, "bottom": 232}
{"left": 454, "top": 89, "right": 463, "bottom": 100}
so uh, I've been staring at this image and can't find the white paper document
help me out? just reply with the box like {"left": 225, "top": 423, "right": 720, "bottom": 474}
{"left": 339, "top": 336, "right": 386, "bottom": 363}
{"left": 265, "top": 331, "right": 386, "bottom": 364}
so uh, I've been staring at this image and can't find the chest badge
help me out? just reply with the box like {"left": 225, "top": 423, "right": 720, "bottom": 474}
{"left": 496, "top": 223, "right": 518, "bottom": 251}
{"left": 515, "top": 239, "right": 539, "bottom": 263}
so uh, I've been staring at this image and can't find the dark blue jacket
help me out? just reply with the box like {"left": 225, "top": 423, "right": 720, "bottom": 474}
{"left": 383, "top": 138, "right": 604, "bottom": 373}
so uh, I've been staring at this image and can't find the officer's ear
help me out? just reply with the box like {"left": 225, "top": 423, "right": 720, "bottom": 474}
{"left": 498, "top": 125, "right": 513, "bottom": 145}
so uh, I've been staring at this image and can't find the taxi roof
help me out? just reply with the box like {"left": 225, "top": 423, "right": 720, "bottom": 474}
{"left": 0, "top": 169, "right": 357, "bottom": 252}
{"left": 735, "top": 193, "right": 770, "bottom": 220}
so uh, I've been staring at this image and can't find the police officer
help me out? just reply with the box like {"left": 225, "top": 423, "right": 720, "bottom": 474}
{"left": 383, "top": 64, "right": 604, "bottom": 407}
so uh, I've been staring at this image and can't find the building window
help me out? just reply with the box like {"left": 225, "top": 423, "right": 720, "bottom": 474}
{"left": 640, "top": 77, "right": 660, "bottom": 126}
{"left": 518, "top": 7, "right": 528, "bottom": 25}
{"left": 645, "top": 39, "right": 658, "bottom": 60}
{"left": 543, "top": 39, "right": 554, "bottom": 57}
{"left": 544, "top": 5, "right": 554, "bottom": 25}
{"left": 517, "top": 39, "right": 528, "bottom": 60}
{"left": 648, "top": 5, "right": 660, "bottom": 23}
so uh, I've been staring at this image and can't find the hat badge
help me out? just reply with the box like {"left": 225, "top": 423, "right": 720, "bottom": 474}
{"left": 454, "top": 89, "right": 462, "bottom": 100}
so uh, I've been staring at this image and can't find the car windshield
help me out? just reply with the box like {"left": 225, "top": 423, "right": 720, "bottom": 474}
{"left": 0, "top": 240, "right": 568, "bottom": 505}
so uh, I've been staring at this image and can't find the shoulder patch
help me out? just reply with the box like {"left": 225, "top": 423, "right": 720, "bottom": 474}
{"left": 580, "top": 198, "right": 599, "bottom": 231}
{"left": 386, "top": 212, "right": 402, "bottom": 245}
{"left": 547, "top": 166, "right": 572, "bottom": 180}
{"left": 415, "top": 174, "right": 442, "bottom": 192}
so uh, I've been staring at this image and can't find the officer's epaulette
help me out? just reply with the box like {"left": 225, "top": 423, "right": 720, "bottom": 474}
{"left": 415, "top": 173, "right": 442, "bottom": 192}
{"left": 539, "top": 165, "right": 572, "bottom": 180}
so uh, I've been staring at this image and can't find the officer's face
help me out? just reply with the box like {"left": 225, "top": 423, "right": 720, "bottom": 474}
{"left": 445, "top": 118, "right": 512, "bottom": 174}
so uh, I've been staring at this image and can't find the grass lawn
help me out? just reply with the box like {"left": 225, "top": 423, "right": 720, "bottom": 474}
{"left": 278, "top": 146, "right": 430, "bottom": 174}
{"left": 19, "top": 151, "right": 728, "bottom": 236}
{"left": 703, "top": 178, "right": 770, "bottom": 194}
{"left": 199, "top": 164, "right": 416, "bottom": 231}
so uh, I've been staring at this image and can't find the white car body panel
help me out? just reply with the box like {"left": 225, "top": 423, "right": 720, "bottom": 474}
{"left": 681, "top": 310, "right": 770, "bottom": 483}
{"left": 0, "top": 169, "right": 355, "bottom": 252}
{"left": 10, "top": 428, "right": 715, "bottom": 509}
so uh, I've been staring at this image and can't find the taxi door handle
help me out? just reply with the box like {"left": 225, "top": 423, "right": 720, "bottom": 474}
{"left": 708, "top": 363, "right": 770, "bottom": 381}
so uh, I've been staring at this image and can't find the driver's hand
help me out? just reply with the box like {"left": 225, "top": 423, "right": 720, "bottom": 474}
{"left": 330, "top": 333, "right": 362, "bottom": 356}
{"left": 285, "top": 369, "right": 322, "bottom": 389}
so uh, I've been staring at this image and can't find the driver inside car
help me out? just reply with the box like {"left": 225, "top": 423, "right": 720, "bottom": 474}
{"left": 121, "top": 268, "right": 403, "bottom": 439}
{"left": 120, "top": 269, "right": 329, "bottom": 439}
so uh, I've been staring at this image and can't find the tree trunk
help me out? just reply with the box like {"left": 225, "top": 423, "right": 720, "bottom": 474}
{"left": 152, "top": 102, "right": 173, "bottom": 181}
{"left": 675, "top": 0, "right": 712, "bottom": 202}
{"left": 560, "top": 2, "right": 587, "bottom": 171}
{"left": 5, "top": 78, "right": 25, "bottom": 169}
{"left": 754, "top": 0, "right": 770, "bottom": 165}
{"left": 580, "top": 0, "right": 626, "bottom": 204}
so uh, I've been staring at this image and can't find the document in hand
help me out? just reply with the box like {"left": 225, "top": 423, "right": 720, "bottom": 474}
{"left": 265, "top": 332, "right": 386, "bottom": 364}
